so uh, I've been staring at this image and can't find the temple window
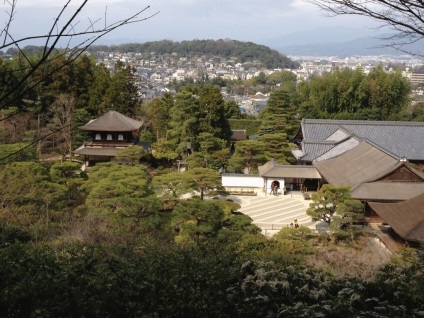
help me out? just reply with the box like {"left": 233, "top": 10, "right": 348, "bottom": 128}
{"left": 118, "top": 134, "right": 124, "bottom": 141}
{"left": 95, "top": 133, "right": 101, "bottom": 140}
{"left": 107, "top": 134, "right": 112, "bottom": 140}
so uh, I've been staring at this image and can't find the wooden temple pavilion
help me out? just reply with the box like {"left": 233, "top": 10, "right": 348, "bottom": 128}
{"left": 73, "top": 110, "right": 143, "bottom": 167}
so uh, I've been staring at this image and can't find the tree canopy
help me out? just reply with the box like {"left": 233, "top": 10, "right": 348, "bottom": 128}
{"left": 88, "top": 39, "right": 300, "bottom": 69}
{"left": 306, "top": 184, "right": 363, "bottom": 224}
{"left": 298, "top": 66, "right": 411, "bottom": 120}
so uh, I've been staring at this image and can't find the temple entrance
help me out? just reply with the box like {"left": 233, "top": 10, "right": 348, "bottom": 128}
{"left": 270, "top": 180, "right": 280, "bottom": 195}
{"left": 302, "top": 178, "right": 320, "bottom": 192}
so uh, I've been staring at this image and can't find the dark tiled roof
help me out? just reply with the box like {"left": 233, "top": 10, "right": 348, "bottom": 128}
{"left": 258, "top": 159, "right": 321, "bottom": 179}
{"left": 297, "top": 141, "right": 338, "bottom": 162}
{"left": 300, "top": 119, "right": 424, "bottom": 161}
{"left": 369, "top": 193, "right": 424, "bottom": 242}
{"left": 79, "top": 110, "right": 143, "bottom": 132}
{"left": 315, "top": 138, "right": 360, "bottom": 161}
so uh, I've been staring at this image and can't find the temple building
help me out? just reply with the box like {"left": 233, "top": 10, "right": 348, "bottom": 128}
{"left": 73, "top": 110, "right": 144, "bottom": 167}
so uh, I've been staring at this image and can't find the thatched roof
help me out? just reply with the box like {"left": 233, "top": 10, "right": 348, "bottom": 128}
{"left": 313, "top": 141, "right": 400, "bottom": 189}
{"left": 312, "top": 141, "right": 424, "bottom": 202}
{"left": 352, "top": 182, "right": 424, "bottom": 201}
{"left": 369, "top": 193, "right": 424, "bottom": 242}
{"left": 79, "top": 110, "right": 143, "bottom": 132}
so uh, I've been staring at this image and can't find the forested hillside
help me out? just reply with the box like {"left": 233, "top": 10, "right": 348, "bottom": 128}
{"left": 87, "top": 39, "right": 300, "bottom": 69}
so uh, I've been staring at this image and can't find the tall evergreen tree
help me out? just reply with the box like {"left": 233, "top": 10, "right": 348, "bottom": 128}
{"left": 258, "top": 133, "right": 296, "bottom": 165}
{"left": 87, "top": 63, "right": 112, "bottom": 115}
{"left": 198, "top": 85, "right": 232, "bottom": 141}
{"left": 168, "top": 90, "right": 200, "bottom": 157}
{"left": 258, "top": 87, "right": 298, "bottom": 136}
{"left": 142, "top": 92, "right": 173, "bottom": 141}
{"left": 106, "top": 61, "right": 140, "bottom": 116}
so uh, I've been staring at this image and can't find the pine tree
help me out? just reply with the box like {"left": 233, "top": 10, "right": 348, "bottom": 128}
{"left": 258, "top": 87, "right": 298, "bottom": 136}
{"left": 198, "top": 85, "right": 232, "bottom": 141}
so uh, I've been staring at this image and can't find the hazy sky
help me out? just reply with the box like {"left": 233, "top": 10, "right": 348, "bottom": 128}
{"left": 4, "top": 0, "right": 381, "bottom": 46}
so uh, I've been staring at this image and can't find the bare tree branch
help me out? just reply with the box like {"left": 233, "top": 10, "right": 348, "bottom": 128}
{"left": 1, "top": 0, "right": 16, "bottom": 46}
{"left": 0, "top": 1, "right": 158, "bottom": 111}
{"left": 0, "top": 1, "right": 158, "bottom": 161}
{"left": 0, "top": 121, "right": 74, "bottom": 162}
{"left": 305, "top": 0, "right": 424, "bottom": 55}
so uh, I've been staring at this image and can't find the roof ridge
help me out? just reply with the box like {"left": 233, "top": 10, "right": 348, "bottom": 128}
{"left": 302, "top": 118, "right": 424, "bottom": 127}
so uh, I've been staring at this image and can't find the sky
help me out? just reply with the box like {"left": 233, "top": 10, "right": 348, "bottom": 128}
{"left": 2, "top": 0, "right": 382, "bottom": 47}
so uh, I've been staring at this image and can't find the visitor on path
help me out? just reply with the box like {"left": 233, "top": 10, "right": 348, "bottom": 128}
{"left": 270, "top": 181, "right": 280, "bottom": 195}
{"left": 270, "top": 181, "right": 278, "bottom": 195}
{"left": 294, "top": 219, "right": 299, "bottom": 228}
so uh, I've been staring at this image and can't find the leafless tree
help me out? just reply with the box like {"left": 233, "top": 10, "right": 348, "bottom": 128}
{"left": 305, "top": 0, "right": 424, "bottom": 55}
{"left": 0, "top": 0, "right": 157, "bottom": 161}
{"left": 43, "top": 93, "right": 75, "bottom": 160}
{"left": 0, "top": 0, "right": 158, "bottom": 112}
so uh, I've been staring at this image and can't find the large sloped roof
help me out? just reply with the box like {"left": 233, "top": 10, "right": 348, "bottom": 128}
{"left": 79, "top": 110, "right": 143, "bottom": 132}
{"left": 352, "top": 182, "right": 424, "bottom": 201}
{"left": 369, "top": 193, "right": 424, "bottom": 242}
{"left": 297, "top": 119, "right": 424, "bottom": 161}
{"left": 258, "top": 159, "right": 321, "bottom": 179}
{"left": 313, "top": 140, "right": 401, "bottom": 189}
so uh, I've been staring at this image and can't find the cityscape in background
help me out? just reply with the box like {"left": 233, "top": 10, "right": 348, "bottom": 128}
{"left": 89, "top": 48, "right": 424, "bottom": 116}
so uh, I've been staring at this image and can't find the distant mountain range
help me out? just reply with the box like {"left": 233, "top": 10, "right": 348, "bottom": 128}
{"left": 261, "top": 27, "right": 424, "bottom": 57}
{"left": 273, "top": 37, "right": 398, "bottom": 57}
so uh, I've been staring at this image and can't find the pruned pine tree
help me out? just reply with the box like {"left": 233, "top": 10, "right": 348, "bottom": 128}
{"left": 228, "top": 140, "right": 267, "bottom": 174}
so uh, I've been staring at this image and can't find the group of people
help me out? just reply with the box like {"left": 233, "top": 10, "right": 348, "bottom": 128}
{"left": 289, "top": 219, "right": 299, "bottom": 228}
{"left": 270, "top": 181, "right": 280, "bottom": 195}
{"left": 270, "top": 181, "right": 287, "bottom": 196}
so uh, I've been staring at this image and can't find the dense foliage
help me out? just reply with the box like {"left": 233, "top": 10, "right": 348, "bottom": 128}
{"left": 0, "top": 239, "right": 423, "bottom": 317}
{"left": 297, "top": 66, "right": 412, "bottom": 121}
{"left": 0, "top": 153, "right": 422, "bottom": 317}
